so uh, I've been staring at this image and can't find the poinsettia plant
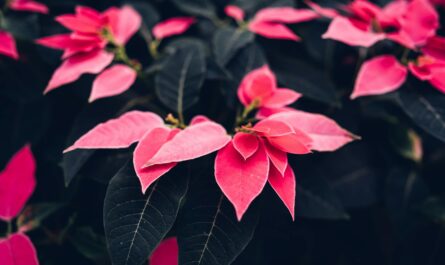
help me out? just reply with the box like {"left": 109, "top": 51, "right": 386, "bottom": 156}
{"left": 2, "top": 0, "right": 445, "bottom": 265}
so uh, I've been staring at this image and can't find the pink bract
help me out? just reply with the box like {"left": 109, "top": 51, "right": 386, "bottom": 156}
{"left": 0, "top": 145, "right": 36, "bottom": 222}
{"left": 225, "top": 5, "right": 245, "bottom": 21}
{"left": 149, "top": 237, "right": 178, "bottom": 265}
{"left": 0, "top": 31, "right": 19, "bottom": 60}
{"left": 152, "top": 17, "right": 196, "bottom": 40}
{"left": 9, "top": 0, "right": 48, "bottom": 14}
{"left": 0, "top": 233, "right": 39, "bottom": 265}
{"left": 89, "top": 64, "right": 137, "bottom": 102}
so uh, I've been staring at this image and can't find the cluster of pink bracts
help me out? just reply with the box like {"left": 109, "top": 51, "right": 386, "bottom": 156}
{"left": 2, "top": 0, "right": 445, "bottom": 264}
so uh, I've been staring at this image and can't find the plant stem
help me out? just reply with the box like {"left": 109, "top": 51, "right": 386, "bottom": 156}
{"left": 6, "top": 221, "right": 12, "bottom": 236}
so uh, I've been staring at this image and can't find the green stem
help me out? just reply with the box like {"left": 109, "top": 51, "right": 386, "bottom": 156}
{"left": 149, "top": 39, "right": 160, "bottom": 60}
{"left": 400, "top": 48, "right": 410, "bottom": 65}
{"left": 236, "top": 100, "right": 259, "bottom": 126}
{"left": 6, "top": 221, "right": 12, "bottom": 236}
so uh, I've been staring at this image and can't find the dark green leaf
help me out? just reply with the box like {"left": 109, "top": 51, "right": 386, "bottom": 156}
{"left": 126, "top": 0, "right": 160, "bottom": 29}
{"left": 269, "top": 56, "right": 340, "bottom": 106}
{"left": 171, "top": 0, "right": 216, "bottom": 19}
{"left": 104, "top": 163, "right": 189, "bottom": 265}
{"left": 397, "top": 88, "right": 445, "bottom": 143}
{"left": 224, "top": 43, "right": 266, "bottom": 107}
{"left": 156, "top": 39, "right": 206, "bottom": 113}
{"left": 213, "top": 27, "right": 254, "bottom": 66}
{"left": 4, "top": 13, "right": 39, "bottom": 40}
{"left": 177, "top": 175, "right": 259, "bottom": 265}
{"left": 70, "top": 227, "right": 108, "bottom": 262}
{"left": 296, "top": 169, "right": 349, "bottom": 220}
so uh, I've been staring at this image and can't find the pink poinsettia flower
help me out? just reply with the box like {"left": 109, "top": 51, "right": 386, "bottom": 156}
{"left": 215, "top": 110, "right": 358, "bottom": 220}
{"left": 9, "top": 0, "right": 48, "bottom": 14}
{"left": 0, "top": 233, "right": 39, "bottom": 265}
{"left": 0, "top": 31, "right": 19, "bottom": 60}
{"left": 352, "top": 40, "right": 445, "bottom": 99}
{"left": 149, "top": 237, "right": 178, "bottom": 265}
{"left": 225, "top": 5, "right": 320, "bottom": 41}
{"left": 152, "top": 17, "right": 196, "bottom": 40}
{"left": 37, "top": 6, "right": 141, "bottom": 100}
{"left": 322, "top": 0, "right": 439, "bottom": 49}
{"left": 237, "top": 65, "right": 301, "bottom": 111}
{"left": 64, "top": 111, "right": 231, "bottom": 193}
{"left": 0, "top": 146, "right": 39, "bottom": 265}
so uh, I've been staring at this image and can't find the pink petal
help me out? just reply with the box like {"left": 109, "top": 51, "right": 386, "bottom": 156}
{"left": 0, "top": 145, "right": 35, "bottom": 221}
{"left": 89, "top": 64, "right": 137, "bottom": 102}
{"left": 322, "top": 16, "right": 385, "bottom": 47}
{"left": 386, "top": 31, "right": 417, "bottom": 50}
{"left": 149, "top": 237, "right": 178, "bottom": 265}
{"left": 306, "top": 1, "right": 338, "bottom": 18}
{"left": 144, "top": 121, "right": 231, "bottom": 166}
{"left": 36, "top": 33, "right": 105, "bottom": 58}
{"left": 428, "top": 68, "right": 445, "bottom": 94}
{"left": 237, "top": 65, "right": 277, "bottom": 107}
{"left": 421, "top": 36, "right": 445, "bottom": 61}
{"left": 55, "top": 14, "right": 102, "bottom": 34}
{"left": 215, "top": 141, "right": 269, "bottom": 221}
{"left": 249, "top": 21, "right": 300, "bottom": 41}
{"left": 253, "top": 7, "right": 319, "bottom": 24}
{"left": 408, "top": 61, "right": 433, "bottom": 81}
{"left": 64, "top": 111, "right": 164, "bottom": 152}
{"left": 256, "top": 107, "right": 294, "bottom": 119}
{"left": 352, "top": 55, "right": 407, "bottom": 99}
{"left": 268, "top": 164, "right": 296, "bottom": 220}
{"left": 104, "top": 6, "right": 141, "bottom": 45}
{"left": 44, "top": 49, "right": 114, "bottom": 94}
{"left": 268, "top": 110, "right": 358, "bottom": 152}
{"left": 190, "top": 115, "right": 211, "bottom": 125}
{"left": 262, "top": 88, "right": 302, "bottom": 108}
{"left": 399, "top": 0, "right": 439, "bottom": 47}
{"left": 0, "top": 31, "right": 18, "bottom": 60}
{"left": 225, "top": 5, "right": 244, "bottom": 21}
{"left": 134, "top": 127, "right": 178, "bottom": 193}
{"left": 252, "top": 119, "right": 296, "bottom": 137}
{"left": 347, "top": 0, "right": 381, "bottom": 22}
{"left": 36, "top": 34, "right": 74, "bottom": 50}
{"left": 9, "top": 0, "right": 48, "bottom": 14}
{"left": 232, "top": 133, "right": 259, "bottom": 160}
{"left": 0, "top": 233, "right": 39, "bottom": 265}
{"left": 152, "top": 17, "right": 195, "bottom": 40}
{"left": 266, "top": 132, "right": 312, "bottom": 154}
{"left": 263, "top": 140, "right": 288, "bottom": 176}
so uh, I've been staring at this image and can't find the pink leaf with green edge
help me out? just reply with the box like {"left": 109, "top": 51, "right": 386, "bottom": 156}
{"left": 352, "top": 55, "right": 407, "bottom": 99}
{"left": 152, "top": 17, "right": 195, "bottom": 40}
{"left": 268, "top": 110, "right": 359, "bottom": 152}
{"left": 9, "top": 0, "right": 48, "bottom": 14}
{"left": 237, "top": 65, "right": 276, "bottom": 107}
{"left": 64, "top": 111, "right": 164, "bottom": 152}
{"left": 89, "top": 64, "right": 137, "bottom": 102}
{"left": 0, "top": 145, "right": 36, "bottom": 221}
{"left": 44, "top": 49, "right": 114, "bottom": 94}
{"left": 232, "top": 133, "right": 259, "bottom": 160}
{"left": 268, "top": 164, "right": 296, "bottom": 220}
{"left": 225, "top": 5, "right": 244, "bottom": 21}
{"left": 322, "top": 16, "right": 385, "bottom": 47}
{"left": 0, "top": 31, "right": 18, "bottom": 60}
{"left": 263, "top": 140, "right": 288, "bottom": 176}
{"left": 144, "top": 121, "right": 231, "bottom": 166}
{"left": 253, "top": 7, "right": 319, "bottom": 24}
{"left": 215, "top": 141, "right": 269, "bottom": 221}
{"left": 262, "top": 88, "right": 301, "bottom": 108}
{"left": 134, "top": 127, "right": 178, "bottom": 193}
{"left": 104, "top": 6, "right": 141, "bottom": 45}
{"left": 249, "top": 21, "right": 300, "bottom": 41}
{"left": 399, "top": 0, "right": 439, "bottom": 47}
{"left": 0, "top": 233, "right": 39, "bottom": 265}
{"left": 149, "top": 237, "right": 178, "bottom": 265}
